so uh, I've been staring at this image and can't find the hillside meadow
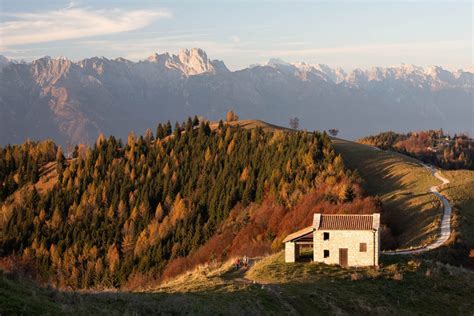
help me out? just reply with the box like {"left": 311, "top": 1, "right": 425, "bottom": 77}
{"left": 331, "top": 138, "right": 442, "bottom": 249}
{"left": 2, "top": 252, "right": 473, "bottom": 315}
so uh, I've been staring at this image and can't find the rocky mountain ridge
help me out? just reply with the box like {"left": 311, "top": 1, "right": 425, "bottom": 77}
{"left": 0, "top": 48, "right": 472, "bottom": 146}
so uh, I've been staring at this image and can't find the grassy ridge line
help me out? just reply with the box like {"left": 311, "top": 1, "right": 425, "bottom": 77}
{"left": 330, "top": 137, "right": 442, "bottom": 249}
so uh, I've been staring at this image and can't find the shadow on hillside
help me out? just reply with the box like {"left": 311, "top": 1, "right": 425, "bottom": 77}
{"left": 4, "top": 254, "right": 474, "bottom": 315}
{"left": 37, "top": 280, "right": 283, "bottom": 315}
{"left": 332, "top": 139, "right": 441, "bottom": 250}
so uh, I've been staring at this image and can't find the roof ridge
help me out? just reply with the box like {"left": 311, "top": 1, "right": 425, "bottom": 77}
{"left": 318, "top": 213, "right": 376, "bottom": 230}
{"left": 321, "top": 214, "right": 374, "bottom": 216}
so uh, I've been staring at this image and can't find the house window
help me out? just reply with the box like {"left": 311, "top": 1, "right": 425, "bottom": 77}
{"left": 323, "top": 232, "right": 330, "bottom": 240}
{"left": 360, "top": 243, "right": 367, "bottom": 252}
{"left": 324, "top": 250, "right": 330, "bottom": 258}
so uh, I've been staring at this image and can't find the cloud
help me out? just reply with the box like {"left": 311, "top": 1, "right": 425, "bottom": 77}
{"left": 0, "top": 6, "right": 171, "bottom": 48}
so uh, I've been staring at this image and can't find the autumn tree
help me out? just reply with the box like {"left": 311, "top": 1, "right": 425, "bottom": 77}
{"left": 226, "top": 110, "right": 239, "bottom": 122}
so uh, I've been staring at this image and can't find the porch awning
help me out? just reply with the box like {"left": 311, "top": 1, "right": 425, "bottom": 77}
{"left": 282, "top": 226, "right": 314, "bottom": 243}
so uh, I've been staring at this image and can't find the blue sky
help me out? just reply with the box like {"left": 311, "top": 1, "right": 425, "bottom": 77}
{"left": 0, "top": 0, "right": 472, "bottom": 70}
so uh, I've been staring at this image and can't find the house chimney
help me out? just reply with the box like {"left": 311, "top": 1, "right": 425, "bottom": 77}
{"left": 372, "top": 213, "right": 380, "bottom": 230}
{"left": 313, "top": 213, "right": 321, "bottom": 230}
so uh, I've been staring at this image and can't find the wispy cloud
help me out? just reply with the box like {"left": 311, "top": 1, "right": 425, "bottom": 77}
{"left": 0, "top": 6, "right": 171, "bottom": 48}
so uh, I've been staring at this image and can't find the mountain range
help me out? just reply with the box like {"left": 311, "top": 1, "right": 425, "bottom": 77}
{"left": 0, "top": 48, "right": 472, "bottom": 146}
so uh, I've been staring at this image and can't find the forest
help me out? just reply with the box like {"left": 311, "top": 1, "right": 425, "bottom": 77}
{"left": 0, "top": 140, "right": 57, "bottom": 200}
{"left": 1, "top": 118, "right": 380, "bottom": 289}
{"left": 359, "top": 130, "right": 474, "bottom": 170}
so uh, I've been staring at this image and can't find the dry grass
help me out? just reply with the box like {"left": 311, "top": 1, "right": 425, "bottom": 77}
{"left": 331, "top": 138, "right": 442, "bottom": 249}
{"left": 3, "top": 251, "right": 474, "bottom": 315}
{"left": 243, "top": 251, "right": 474, "bottom": 314}
{"left": 439, "top": 170, "right": 474, "bottom": 250}
{"left": 209, "top": 119, "right": 293, "bottom": 133}
{"left": 153, "top": 259, "right": 237, "bottom": 293}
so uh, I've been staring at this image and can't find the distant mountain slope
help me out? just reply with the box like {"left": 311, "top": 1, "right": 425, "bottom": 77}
{"left": 0, "top": 48, "right": 472, "bottom": 146}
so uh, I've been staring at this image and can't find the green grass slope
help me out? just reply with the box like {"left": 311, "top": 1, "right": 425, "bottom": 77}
{"left": 0, "top": 271, "right": 281, "bottom": 315}
{"left": 331, "top": 138, "right": 442, "bottom": 249}
{"left": 3, "top": 254, "right": 473, "bottom": 315}
{"left": 439, "top": 170, "right": 474, "bottom": 257}
{"left": 245, "top": 252, "right": 474, "bottom": 315}
{"left": 0, "top": 273, "right": 62, "bottom": 315}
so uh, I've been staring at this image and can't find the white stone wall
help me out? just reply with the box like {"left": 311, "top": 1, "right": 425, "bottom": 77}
{"left": 313, "top": 229, "right": 379, "bottom": 266}
{"left": 285, "top": 242, "right": 296, "bottom": 263}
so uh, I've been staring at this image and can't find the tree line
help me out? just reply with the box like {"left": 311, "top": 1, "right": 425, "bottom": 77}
{"left": 0, "top": 140, "right": 58, "bottom": 201}
{"left": 359, "top": 130, "right": 473, "bottom": 170}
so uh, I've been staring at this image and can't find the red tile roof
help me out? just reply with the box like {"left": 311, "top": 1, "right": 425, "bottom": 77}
{"left": 319, "top": 214, "right": 374, "bottom": 230}
{"left": 282, "top": 214, "right": 377, "bottom": 243}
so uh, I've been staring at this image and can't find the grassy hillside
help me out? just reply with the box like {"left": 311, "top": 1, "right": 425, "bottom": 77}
{"left": 0, "top": 271, "right": 280, "bottom": 315}
{"left": 331, "top": 138, "right": 442, "bottom": 249}
{"left": 2, "top": 253, "right": 473, "bottom": 315}
{"left": 438, "top": 169, "right": 474, "bottom": 262}
{"left": 245, "top": 252, "right": 474, "bottom": 314}
{"left": 209, "top": 119, "right": 292, "bottom": 132}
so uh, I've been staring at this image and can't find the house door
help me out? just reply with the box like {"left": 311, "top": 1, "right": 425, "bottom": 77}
{"left": 339, "top": 248, "right": 348, "bottom": 267}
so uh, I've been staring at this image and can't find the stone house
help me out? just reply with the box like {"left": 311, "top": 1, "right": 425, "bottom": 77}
{"left": 283, "top": 213, "right": 380, "bottom": 267}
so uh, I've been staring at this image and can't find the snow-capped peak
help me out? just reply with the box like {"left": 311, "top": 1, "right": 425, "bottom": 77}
{"left": 145, "top": 48, "right": 227, "bottom": 76}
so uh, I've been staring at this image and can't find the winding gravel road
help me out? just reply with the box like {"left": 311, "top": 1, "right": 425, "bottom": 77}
{"left": 383, "top": 164, "right": 452, "bottom": 255}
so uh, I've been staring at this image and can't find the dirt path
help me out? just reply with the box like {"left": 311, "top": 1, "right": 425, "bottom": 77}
{"left": 383, "top": 163, "right": 452, "bottom": 255}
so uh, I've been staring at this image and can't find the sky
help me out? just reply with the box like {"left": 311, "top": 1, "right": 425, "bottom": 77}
{"left": 0, "top": 0, "right": 472, "bottom": 71}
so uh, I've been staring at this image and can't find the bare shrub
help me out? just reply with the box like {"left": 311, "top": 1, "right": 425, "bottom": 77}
{"left": 385, "top": 264, "right": 399, "bottom": 274}
{"left": 407, "top": 259, "right": 421, "bottom": 271}
{"left": 392, "top": 272, "right": 403, "bottom": 281}
{"left": 366, "top": 268, "right": 381, "bottom": 279}
{"left": 350, "top": 272, "right": 363, "bottom": 281}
